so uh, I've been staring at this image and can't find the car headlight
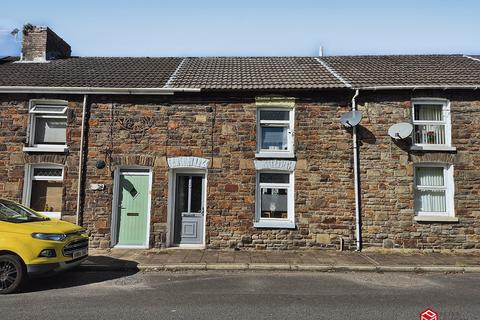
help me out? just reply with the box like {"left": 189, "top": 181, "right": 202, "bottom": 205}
{"left": 32, "top": 233, "right": 67, "bottom": 241}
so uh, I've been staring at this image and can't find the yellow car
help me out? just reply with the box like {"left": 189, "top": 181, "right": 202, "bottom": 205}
{"left": 0, "top": 199, "right": 88, "bottom": 294}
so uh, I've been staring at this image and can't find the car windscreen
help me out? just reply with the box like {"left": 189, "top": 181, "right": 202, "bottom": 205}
{"left": 0, "top": 200, "right": 50, "bottom": 223}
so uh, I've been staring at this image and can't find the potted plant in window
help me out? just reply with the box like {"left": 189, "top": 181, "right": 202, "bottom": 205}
{"left": 426, "top": 130, "right": 436, "bottom": 144}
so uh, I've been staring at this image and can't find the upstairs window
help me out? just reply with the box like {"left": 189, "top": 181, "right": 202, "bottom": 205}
{"left": 412, "top": 100, "right": 451, "bottom": 148}
{"left": 255, "top": 171, "right": 295, "bottom": 228}
{"left": 414, "top": 165, "right": 454, "bottom": 217}
{"left": 256, "top": 109, "right": 294, "bottom": 158}
{"left": 26, "top": 101, "right": 68, "bottom": 152}
{"left": 23, "top": 164, "right": 64, "bottom": 219}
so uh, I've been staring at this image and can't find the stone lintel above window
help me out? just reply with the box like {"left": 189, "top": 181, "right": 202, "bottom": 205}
{"left": 254, "top": 160, "right": 296, "bottom": 172}
{"left": 255, "top": 96, "right": 295, "bottom": 108}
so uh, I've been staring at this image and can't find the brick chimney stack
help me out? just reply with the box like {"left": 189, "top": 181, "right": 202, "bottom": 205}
{"left": 21, "top": 25, "right": 71, "bottom": 62}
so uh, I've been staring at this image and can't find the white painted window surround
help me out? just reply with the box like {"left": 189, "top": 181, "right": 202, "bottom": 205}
{"left": 411, "top": 99, "right": 455, "bottom": 151}
{"left": 413, "top": 163, "right": 457, "bottom": 223}
{"left": 256, "top": 108, "right": 295, "bottom": 158}
{"left": 23, "top": 100, "right": 69, "bottom": 153}
{"left": 22, "top": 163, "right": 64, "bottom": 219}
{"left": 254, "top": 160, "right": 296, "bottom": 229}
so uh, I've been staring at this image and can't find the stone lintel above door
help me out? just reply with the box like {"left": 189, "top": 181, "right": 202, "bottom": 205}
{"left": 168, "top": 157, "right": 210, "bottom": 169}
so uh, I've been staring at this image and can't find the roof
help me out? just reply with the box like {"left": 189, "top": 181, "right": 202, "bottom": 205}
{"left": 0, "top": 55, "right": 479, "bottom": 92}
{"left": 0, "top": 56, "right": 19, "bottom": 65}
{"left": 320, "top": 55, "right": 480, "bottom": 88}
{"left": 0, "top": 57, "right": 183, "bottom": 88}
{"left": 166, "top": 57, "right": 345, "bottom": 89}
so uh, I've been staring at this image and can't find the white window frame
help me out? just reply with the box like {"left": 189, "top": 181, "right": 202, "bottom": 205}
{"left": 411, "top": 99, "right": 454, "bottom": 151}
{"left": 256, "top": 108, "right": 295, "bottom": 158}
{"left": 23, "top": 99, "right": 69, "bottom": 153}
{"left": 255, "top": 170, "right": 295, "bottom": 229}
{"left": 413, "top": 163, "right": 455, "bottom": 220}
{"left": 22, "top": 163, "right": 64, "bottom": 219}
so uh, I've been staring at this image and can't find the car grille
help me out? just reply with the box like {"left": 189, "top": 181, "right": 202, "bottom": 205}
{"left": 63, "top": 238, "right": 89, "bottom": 257}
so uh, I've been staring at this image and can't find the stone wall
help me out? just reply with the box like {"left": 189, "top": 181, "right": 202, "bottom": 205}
{"left": 82, "top": 93, "right": 355, "bottom": 249}
{"left": 0, "top": 94, "right": 83, "bottom": 223}
{"left": 358, "top": 90, "right": 480, "bottom": 249}
{"left": 1, "top": 90, "right": 479, "bottom": 250}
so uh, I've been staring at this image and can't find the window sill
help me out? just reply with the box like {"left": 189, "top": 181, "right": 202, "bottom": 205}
{"left": 410, "top": 145, "right": 456, "bottom": 152}
{"left": 23, "top": 146, "right": 68, "bottom": 153}
{"left": 414, "top": 216, "right": 458, "bottom": 223}
{"left": 255, "top": 152, "right": 295, "bottom": 159}
{"left": 254, "top": 220, "right": 295, "bottom": 229}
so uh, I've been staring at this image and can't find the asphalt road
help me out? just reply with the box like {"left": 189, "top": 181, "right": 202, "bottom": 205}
{"left": 1, "top": 270, "right": 479, "bottom": 320}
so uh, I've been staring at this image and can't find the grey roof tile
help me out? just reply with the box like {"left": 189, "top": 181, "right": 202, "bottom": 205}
{"left": 0, "top": 57, "right": 183, "bottom": 88}
{"left": 137, "top": 57, "right": 345, "bottom": 90}
{"left": 319, "top": 55, "right": 480, "bottom": 88}
{"left": 0, "top": 55, "right": 479, "bottom": 91}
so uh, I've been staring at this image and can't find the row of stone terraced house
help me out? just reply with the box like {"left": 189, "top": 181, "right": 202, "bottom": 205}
{"left": 1, "top": 26, "right": 480, "bottom": 250}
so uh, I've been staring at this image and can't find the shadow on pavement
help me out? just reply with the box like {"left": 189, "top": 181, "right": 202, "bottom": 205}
{"left": 21, "top": 256, "right": 139, "bottom": 293}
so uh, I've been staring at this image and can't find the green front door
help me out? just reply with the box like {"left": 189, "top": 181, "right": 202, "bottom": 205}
{"left": 117, "top": 171, "right": 150, "bottom": 247}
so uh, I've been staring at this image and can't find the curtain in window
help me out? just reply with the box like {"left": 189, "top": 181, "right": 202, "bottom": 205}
{"left": 416, "top": 167, "right": 444, "bottom": 186}
{"left": 414, "top": 124, "right": 446, "bottom": 144}
{"left": 261, "top": 187, "right": 288, "bottom": 219}
{"left": 414, "top": 104, "right": 443, "bottom": 121}
{"left": 415, "top": 167, "right": 446, "bottom": 213}
{"left": 414, "top": 105, "right": 445, "bottom": 144}
{"left": 415, "top": 190, "right": 446, "bottom": 212}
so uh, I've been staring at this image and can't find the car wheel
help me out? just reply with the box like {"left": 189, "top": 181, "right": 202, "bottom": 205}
{"left": 0, "top": 255, "right": 26, "bottom": 294}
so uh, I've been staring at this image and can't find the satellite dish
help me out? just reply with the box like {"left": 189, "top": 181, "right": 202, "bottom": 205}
{"left": 388, "top": 122, "right": 413, "bottom": 140}
{"left": 340, "top": 110, "right": 362, "bottom": 127}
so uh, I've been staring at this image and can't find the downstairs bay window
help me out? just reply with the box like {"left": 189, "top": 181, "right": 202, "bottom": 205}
{"left": 255, "top": 171, "right": 295, "bottom": 228}
{"left": 414, "top": 164, "right": 455, "bottom": 221}
{"left": 23, "top": 164, "right": 64, "bottom": 219}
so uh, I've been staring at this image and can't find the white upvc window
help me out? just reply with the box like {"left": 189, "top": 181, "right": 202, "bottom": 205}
{"left": 24, "top": 100, "right": 68, "bottom": 152}
{"left": 414, "top": 164, "right": 454, "bottom": 218}
{"left": 255, "top": 171, "right": 295, "bottom": 228}
{"left": 23, "top": 164, "right": 64, "bottom": 219}
{"left": 411, "top": 99, "right": 452, "bottom": 150}
{"left": 256, "top": 108, "right": 294, "bottom": 158}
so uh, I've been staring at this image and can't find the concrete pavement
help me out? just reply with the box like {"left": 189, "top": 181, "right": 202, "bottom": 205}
{"left": 82, "top": 249, "right": 480, "bottom": 273}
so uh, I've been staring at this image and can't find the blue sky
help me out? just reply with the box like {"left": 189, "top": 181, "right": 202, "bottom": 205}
{"left": 1, "top": 0, "right": 479, "bottom": 57}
